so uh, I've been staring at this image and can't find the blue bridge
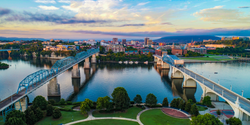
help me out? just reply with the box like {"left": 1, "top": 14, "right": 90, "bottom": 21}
{"left": 0, "top": 48, "right": 99, "bottom": 122}
{"left": 154, "top": 54, "right": 250, "bottom": 123}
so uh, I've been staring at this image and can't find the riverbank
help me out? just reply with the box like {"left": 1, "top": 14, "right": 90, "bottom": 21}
{"left": 99, "top": 61, "right": 154, "bottom": 64}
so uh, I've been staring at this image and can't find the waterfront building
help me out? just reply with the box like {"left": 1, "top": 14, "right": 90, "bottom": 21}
{"left": 105, "top": 44, "right": 125, "bottom": 53}
{"left": 188, "top": 47, "right": 207, "bottom": 54}
{"left": 171, "top": 43, "right": 187, "bottom": 56}
{"left": 144, "top": 37, "right": 149, "bottom": 45}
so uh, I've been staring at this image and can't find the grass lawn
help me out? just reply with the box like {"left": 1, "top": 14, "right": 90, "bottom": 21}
{"left": 36, "top": 111, "right": 87, "bottom": 125}
{"left": 73, "top": 119, "right": 139, "bottom": 125}
{"left": 197, "top": 106, "right": 208, "bottom": 111}
{"left": 140, "top": 109, "right": 190, "bottom": 125}
{"left": 92, "top": 107, "right": 142, "bottom": 119}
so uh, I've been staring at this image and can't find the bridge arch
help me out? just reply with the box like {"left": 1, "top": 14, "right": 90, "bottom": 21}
{"left": 183, "top": 78, "right": 197, "bottom": 88}
{"left": 171, "top": 70, "right": 184, "bottom": 79}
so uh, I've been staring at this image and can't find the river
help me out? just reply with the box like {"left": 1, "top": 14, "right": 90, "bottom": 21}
{"left": 0, "top": 56, "right": 249, "bottom": 104}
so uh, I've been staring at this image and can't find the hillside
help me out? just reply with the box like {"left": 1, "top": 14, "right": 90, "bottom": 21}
{"left": 154, "top": 35, "right": 221, "bottom": 43}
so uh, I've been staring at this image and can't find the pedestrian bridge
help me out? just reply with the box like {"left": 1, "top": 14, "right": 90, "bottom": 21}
{"left": 154, "top": 54, "right": 250, "bottom": 122}
{"left": 0, "top": 48, "right": 99, "bottom": 122}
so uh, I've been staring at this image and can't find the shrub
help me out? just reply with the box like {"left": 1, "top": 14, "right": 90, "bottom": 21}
{"left": 216, "top": 110, "right": 221, "bottom": 115}
{"left": 162, "top": 97, "right": 169, "bottom": 107}
{"left": 191, "top": 113, "right": 223, "bottom": 125}
{"left": 80, "top": 99, "right": 93, "bottom": 115}
{"left": 185, "top": 101, "right": 191, "bottom": 112}
{"left": 146, "top": 93, "right": 157, "bottom": 106}
{"left": 202, "top": 96, "right": 212, "bottom": 107}
{"left": 190, "top": 104, "right": 199, "bottom": 116}
{"left": 46, "top": 104, "right": 54, "bottom": 116}
{"left": 170, "top": 98, "right": 177, "bottom": 108}
{"left": 59, "top": 98, "right": 66, "bottom": 105}
{"left": 33, "top": 96, "right": 48, "bottom": 110}
{"left": 66, "top": 101, "right": 72, "bottom": 105}
{"left": 52, "top": 108, "right": 62, "bottom": 119}
{"left": 25, "top": 107, "right": 37, "bottom": 125}
{"left": 130, "top": 101, "right": 135, "bottom": 104}
{"left": 48, "top": 99, "right": 56, "bottom": 105}
{"left": 133, "top": 94, "right": 142, "bottom": 104}
{"left": 5, "top": 110, "right": 26, "bottom": 125}
{"left": 34, "top": 108, "right": 44, "bottom": 121}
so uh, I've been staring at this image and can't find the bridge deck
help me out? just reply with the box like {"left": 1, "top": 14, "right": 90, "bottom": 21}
{"left": 0, "top": 50, "right": 98, "bottom": 112}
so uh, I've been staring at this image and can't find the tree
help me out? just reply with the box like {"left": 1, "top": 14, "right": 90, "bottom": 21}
{"left": 226, "top": 117, "right": 242, "bottom": 125}
{"left": 133, "top": 94, "right": 142, "bottom": 104}
{"left": 52, "top": 108, "right": 62, "bottom": 119}
{"left": 146, "top": 93, "right": 157, "bottom": 106}
{"left": 178, "top": 99, "right": 184, "bottom": 109}
{"left": 191, "top": 113, "right": 223, "bottom": 125}
{"left": 5, "top": 110, "right": 26, "bottom": 125}
{"left": 24, "top": 107, "right": 37, "bottom": 125}
{"left": 162, "top": 97, "right": 169, "bottom": 107}
{"left": 170, "top": 98, "right": 177, "bottom": 108}
{"left": 48, "top": 99, "right": 56, "bottom": 105}
{"left": 100, "top": 46, "right": 105, "bottom": 54}
{"left": 185, "top": 101, "right": 191, "bottom": 112}
{"left": 203, "top": 96, "right": 212, "bottom": 107}
{"left": 59, "top": 98, "right": 66, "bottom": 105}
{"left": 216, "top": 110, "right": 221, "bottom": 116}
{"left": 80, "top": 99, "right": 93, "bottom": 115}
{"left": 96, "top": 96, "right": 110, "bottom": 110}
{"left": 47, "top": 104, "right": 54, "bottom": 116}
{"left": 190, "top": 104, "right": 199, "bottom": 116}
{"left": 33, "top": 96, "right": 48, "bottom": 110}
{"left": 111, "top": 87, "right": 130, "bottom": 110}
{"left": 34, "top": 108, "right": 44, "bottom": 121}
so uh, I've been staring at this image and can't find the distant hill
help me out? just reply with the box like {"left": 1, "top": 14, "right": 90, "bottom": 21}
{"left": 154, "top": 35, "right": 221, "bottom": 43}
{"left": 0, "top": 37, "right": 47, "bottom": 41}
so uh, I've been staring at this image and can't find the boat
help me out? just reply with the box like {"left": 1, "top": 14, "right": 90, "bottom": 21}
{"left": 124, "top": 61, "right": 128, "bottom": 64}
{"left": 144, "top": 61, "right": 148, "bottom": 64}
{"left": 214, "top": 72, "right": 218, "bottom": 74}
{"left": 135, "top": 61, "right": 138, "bottom": 64}
{"left": 129, "top": 61, "right": 133, "bottom": 64}
{"left": 118, "top": 61, "right": 122, "bottom": 64}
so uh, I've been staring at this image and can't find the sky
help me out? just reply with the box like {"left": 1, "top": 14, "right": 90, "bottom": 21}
{"left": 0, "top": 0, "right": 250, "bottom": 40}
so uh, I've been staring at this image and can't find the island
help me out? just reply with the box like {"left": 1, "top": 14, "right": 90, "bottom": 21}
{"left": 0, "top": 62, "right": 9, "bottom": 69}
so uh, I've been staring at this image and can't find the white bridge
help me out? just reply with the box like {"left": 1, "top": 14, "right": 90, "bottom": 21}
{"left": 154, "top": 54, "right": 250, "bottom": 122}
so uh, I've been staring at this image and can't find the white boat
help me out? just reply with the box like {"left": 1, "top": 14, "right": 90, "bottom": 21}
{"left": 129, "top": 61, "right": 133, "bottom": 64}
{"left": 118, "top": 61, "right": 122, "bottom": 64}
{"left": 135, "top": 61, "right": 138, "bottom": 64}
{"left": 144, "top": 61, "right": 148, "bottom": 64}
{"left": 124, "top": 61, "right": 128, "bottom": 64}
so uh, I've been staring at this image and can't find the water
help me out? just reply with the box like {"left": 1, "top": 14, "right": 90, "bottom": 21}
{"left": 0, "top": 56, "right": 250, "bottom": 104}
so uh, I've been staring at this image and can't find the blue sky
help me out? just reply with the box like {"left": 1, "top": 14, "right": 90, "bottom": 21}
{"left": 0, "top": 0, "right": 250, "bottom": 39}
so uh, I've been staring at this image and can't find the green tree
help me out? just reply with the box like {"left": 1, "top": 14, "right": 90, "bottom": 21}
{"left": 178, "top": 99, "right": 184, "bottom": 109}
{"left": 80, "top": 98, "right": 93, "bottom": 114}
{"left": 111, "top": 87, "right": 130, "bottom": 110}
{"left": 185, "top": 101, "right": 191, "bottom": 112}
{"left": 48, "top": 99, "right": 56, "bottom": 105}
{"left": 47, "top": 104, "right": 54, "bottom": 116}
{"left": 227, "top": 117, "right": 242, "bottom": 125}
{"left": 133, "top": 94, "right": 142, "bottom": 104}
{"left": 52, "top": 108, "right": 62, "bottom": 119}
{"left": 216, "top": 110, "right": 221, "bottom": 116}
{"left": 146, "top": 93, "right": 157, "bottom": 106}
{"left": 170, "top": 98, "right": 178, "bottom": 108}
{"left": 59, "top": 98, "right": 66, "bottom": 105}
{"left": 162, "top": 97, "right": 169, "bottom": 107}
{"left": 33, "top": 95, "right": 48, "bottom": 110}
{"left": 24, "top": 107, "right": 37, "bottom": 125}
{"left": 100, "top": 46, "right": 105, "bottom": 54}
{"left": 190, "top": 104, "right": 199, "bottom": 116}
{"left": 203, "top": 96, "right": 212, "bottom": 107}
{"left": 5, "top": 110, "right": 26, "bottom": 125}
{"left": 34, "top": 108, "right": 44, "bottom": 121}
{"left": 191, "top": 113, "right": 223, "bottom": 125}
{"left": 96, "top": 96, "right": 110, "bottom": 110}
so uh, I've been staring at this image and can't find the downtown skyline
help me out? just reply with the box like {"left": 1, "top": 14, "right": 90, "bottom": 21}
{"left": 0, "top": 0, "right": 250, "bottom": 39}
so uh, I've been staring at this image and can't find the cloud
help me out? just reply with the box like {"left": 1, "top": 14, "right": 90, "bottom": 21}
{"left": 35, "top": 0, "right": 56, "bottom": 4}
{"left": 238, "top": 6, "right": 250, "bottom": 8}
{"left": 119, "top": 24, "right": 145, "bottom": 27}
{"left": 0, "top": 8, "right": 12, "bottom": 17}
{"left": 193, "top": 6, "right": 250, "bottom": 23}
{"left": 137, "top": 2, "right": 150, "bottom": 6}
{"left": 161, "top": 22, "right": 172, "bottom": 25}
{"left": 38, "top": 6, "right": 59, "bottom": 10}
{"left": 58, "top": 0, "right": 71, "bottom": 3}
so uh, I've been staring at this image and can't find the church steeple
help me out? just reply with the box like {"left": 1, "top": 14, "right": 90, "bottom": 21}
{"left": 172, "top": 42, "right": 175, "bottom": 49}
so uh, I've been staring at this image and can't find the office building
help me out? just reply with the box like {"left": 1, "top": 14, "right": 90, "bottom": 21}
{"left": 144, "top": 38, "right": 149, "bottom": 45}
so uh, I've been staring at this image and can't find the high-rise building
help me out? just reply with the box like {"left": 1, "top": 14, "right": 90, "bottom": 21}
{"left": 113, "top": 38, "right": 118, "bottom": 44}
{"left": 144, "top": 38, "right": 149, "bottom": 45}
{"left": 147, "top": 40, "right": 153, "bottom": 46}
{"left": 122, "top": 39, "right": 126, "bottom": 45}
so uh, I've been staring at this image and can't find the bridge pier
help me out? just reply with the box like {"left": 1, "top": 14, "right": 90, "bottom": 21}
{"left": 72, "top": 64, "right": 80, "bottom": 79}
{"left": 72, "top": 78, "right": 80, "bottom": 93}
{"left": 91, "top": 54, "right": 96, "bottom": 63}
{"left": 14, "top": 97, "right": 28, "bottom": 112}
{"left": 161, "top": 62, "right": 170, "bottom": 70}
{"left": 84, "top": 68, "right": 91, "bottom": 81}
{"left": 161, "top": 69, "right": 169, "bottom": 77}
{"left": 84, "top": 58, "right": 90, "bottom": 69}
{"left": 92, "top": 63, "right": 97, "bottom": 73}
{"left": 47, "top": 77, "right": 61, "bottom": 102}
